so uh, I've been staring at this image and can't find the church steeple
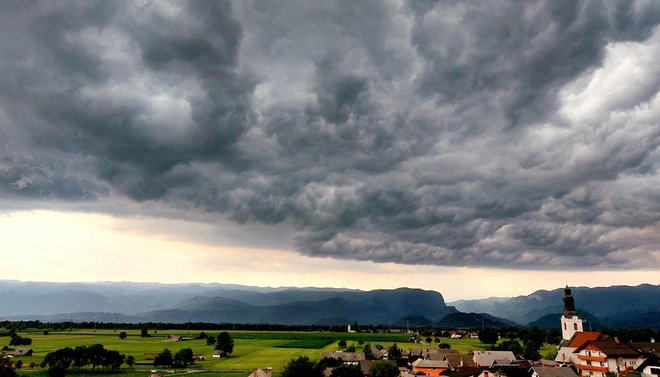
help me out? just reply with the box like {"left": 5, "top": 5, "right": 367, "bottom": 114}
{"left": 562, "top": 285, "right": 577, "bottom": 317}
{"left": 560, "top": 285, "right": 583, "bottom": 341}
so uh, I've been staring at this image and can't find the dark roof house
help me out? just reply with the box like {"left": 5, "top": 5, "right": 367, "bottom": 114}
{"left": 530, "top": 366, "right": 578, "bottom": 377}
{"left": 12, "top": 348, "right": 33, "bottom": 357}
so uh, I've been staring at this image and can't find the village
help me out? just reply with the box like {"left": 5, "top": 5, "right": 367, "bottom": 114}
{"left": 2, "top": 287, "right": 659, "bottom": 377}
{"left": 246, "top": 287, "right": 659, "bottom": 377}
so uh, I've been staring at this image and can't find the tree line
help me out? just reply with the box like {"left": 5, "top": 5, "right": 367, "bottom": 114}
{"left": 2, "top": 320, "right": 659, "bottom": 340}
{"left": 40, "top": 344, "right": 125, "bottom": 377}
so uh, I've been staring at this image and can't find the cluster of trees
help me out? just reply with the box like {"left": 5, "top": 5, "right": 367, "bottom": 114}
{"left": 8, "top": 334, "right": 32, "bottom": 346}
{"left": 40, "top": 344, "right": 126, "bottom": 377}
{"left": 282, "top": 356, "right": 399, "bottom": 377}
{"left": 153, "top": 348, "right": 195, "bottom": 368}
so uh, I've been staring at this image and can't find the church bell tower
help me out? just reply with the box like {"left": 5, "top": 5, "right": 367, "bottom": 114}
{"left": 560, "top": 286, "right": 583, "bottom": 341}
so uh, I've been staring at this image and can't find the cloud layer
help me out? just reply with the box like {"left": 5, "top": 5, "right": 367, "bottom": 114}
{"left": 1, "top": 0, "right": 659, "bottom": 268}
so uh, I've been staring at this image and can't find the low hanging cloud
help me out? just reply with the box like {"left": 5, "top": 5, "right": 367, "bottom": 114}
{"left": 1, "top": 0, "right": 659, "bottom": 269}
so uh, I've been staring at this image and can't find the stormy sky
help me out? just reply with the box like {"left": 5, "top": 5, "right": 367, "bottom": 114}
{"left": 1, "top": 0, "right": 659, "bottom": 292}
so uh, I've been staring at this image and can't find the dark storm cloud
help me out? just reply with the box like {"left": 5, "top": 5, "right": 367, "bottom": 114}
{"left": 1, "top": 0, "right": 659, "bottom": 268}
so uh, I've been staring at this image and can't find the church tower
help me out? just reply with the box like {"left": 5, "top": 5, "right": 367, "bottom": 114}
{"left": 560, "top": 286, "right": 583, "bottom": 341}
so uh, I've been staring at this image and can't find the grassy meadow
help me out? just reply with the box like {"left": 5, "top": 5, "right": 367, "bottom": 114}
{"left": 3, "top": 329, "right": 491, "bottom": 375}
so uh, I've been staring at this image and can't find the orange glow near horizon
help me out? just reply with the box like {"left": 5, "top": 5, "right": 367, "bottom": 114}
{"left": 0, "top": 210, "right": 657, "bottom": 301}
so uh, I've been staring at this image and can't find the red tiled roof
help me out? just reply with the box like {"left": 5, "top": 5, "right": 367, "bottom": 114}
{"left": 567, "top": 332, "right": 602, "bottom": 348}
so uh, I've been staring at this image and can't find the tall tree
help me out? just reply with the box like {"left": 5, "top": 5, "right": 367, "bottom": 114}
{"left": 387, "top": 344, "right": 402, "bottom": 361}
{"left": 215, "top": 332, "right": 234, "bottom": 356}
{"left": 523, "top": 340, "right": 540, "bottom": 361}
{"left": 478, "top": 328, "right": 499, "bottom": 345}
{"left": 88, "top": 344, "right": 106, "bottom": 371}
{"left": 174, "top": 348, "right": 194, "bottom": 367}
{"left": 154, "top": 349, "right": 173, "bottom": 368}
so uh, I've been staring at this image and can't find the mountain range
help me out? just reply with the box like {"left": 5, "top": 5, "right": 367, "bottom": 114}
{"left": 449, "top": 284, "right": 660, "bottom": 328}
{"left": 0, "top": 281, "right": 658, "bottom": 329}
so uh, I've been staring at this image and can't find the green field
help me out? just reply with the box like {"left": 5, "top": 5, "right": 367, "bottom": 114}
{"left": 274, "top": 339, "right": 333, "bottom": 349}
{"left": 2, "top": 329, "right": 493, "bottom": 375}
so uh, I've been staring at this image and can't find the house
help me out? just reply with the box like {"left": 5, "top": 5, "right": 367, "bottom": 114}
{"left": 12, "top": 348, "right": 33, "bottom": 357}
{"left": 372, "top": 347, "right": 389, "bottom": 360}
{"left": 442, "top": 354, "right": 464, "bottom": 369}
{"left": 412, "top": 358, "right": 449, "bottom": 376}
{"left": 148, "top": 370, "right": 162, "bottom": 377}
{"left": 630, "top": 341, "right": 659, "bottom": 356}
{"left": 472, "top": 351, "right": 516, "bottom": 368}
{"left": 636, "top": 353, "right": 660, "bottom": 377}
{"left": 406, "top": 348, "right": 424, "bottom": 362}
{"left": 490, "top": 359, "right": 523, "bottom": 368}
{"left": 322, "top": 351, "right": 366, "bottom": 364}
{"left": 477, "top": 367, "right": 532, "bottom": 377}
{"left": 470, "top": 332, "right": 480, "bottom": 339}
{"left": 248, "top": 367, "right": 273, "bottom": 377}
{"left": 212, "top": 350, "right": 226, "bottom": 358}
{"left": 460, "top": 354, "right": 475, "bottom": 367}
{"left": 450, "top": 331, "right": 467, "bottom": 339}
{"left": 573, "top": 339, "right": 646, "bottom": 377}
{"left": 429, "top": 350, "right": 463, "bottom": 369}
{"left": 166, "top": 335, "right": 182, "bottom": 342}
{"left": 530, "top": 366, "right": 578, "bottom": 377}
{"left": 193, "top": 354, "right": 205, "bottom": 362}
{"left": 405, "top": 348, "right": 466, "bottom": 370}
{"left": 556, "top": 332, "right": 607, "bottom": 365}
{"left": 441, "top": 366, "right": 482, "bottom": 377}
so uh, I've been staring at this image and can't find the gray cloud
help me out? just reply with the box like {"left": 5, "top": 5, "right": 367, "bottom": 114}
{"left": 1, "top": 0, "right": 659, "bottom": 269}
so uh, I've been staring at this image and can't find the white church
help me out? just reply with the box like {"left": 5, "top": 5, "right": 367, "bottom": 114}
{"left": 554, "top": 286, "right": 647, "bottom": 377}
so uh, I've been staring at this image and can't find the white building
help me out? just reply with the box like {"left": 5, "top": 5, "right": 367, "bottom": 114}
{"left": 573, "top": 339, "right": 645, "bottom": 377}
